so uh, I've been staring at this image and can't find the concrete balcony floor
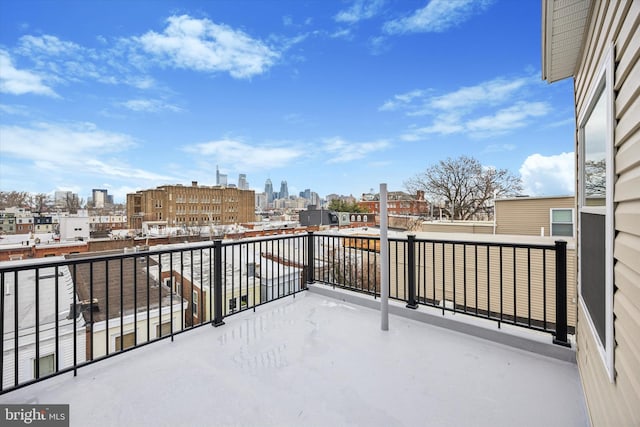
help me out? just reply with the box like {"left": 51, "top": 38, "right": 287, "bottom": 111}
{"left": 0, "top": 286, "right": 589, "bottom": 427}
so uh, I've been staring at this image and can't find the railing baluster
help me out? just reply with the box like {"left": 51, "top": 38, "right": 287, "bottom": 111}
{"left": 55, "top": 265, "right": 59, "bottom": 374}
{"left": 1, "top": 272, "right": 5, "bottom": 390}
{"left": 14, "top": 270, "right": 18, "bottom": 387}
{"left": 513, "top": 246, "right": 517, "bottom": 326}
{"left": 406, "top": 235, "right": 417, "bottom": 309}
{"left": 119, "top": 258, "right": 123, "bottom": 350}
{"left": 105, "top": 259, "right": 109, "bottom": 355}
{"left": 499, "top": 246, "right": 503, "bottom": 328}
{"left": 553, "top": 240, "right": 569, "bottom": 347}
{"left": 213, "top": 239, "right": 224, "bottom": 327}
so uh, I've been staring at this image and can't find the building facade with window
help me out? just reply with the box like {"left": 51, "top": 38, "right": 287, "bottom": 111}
{"left": 494, "top": 196, "right": 575, "bottom": 237}
{"left": 357, "top": 191, "right": 429, "bottom": 216}
{"left": 2, "top": 262, "right": 87, "bottom": 388}
{"left": 543, "top": 1, "right": 640, "bottom": 425}
{"left": 126, "top": 181, "right": 255, "bottom": 230}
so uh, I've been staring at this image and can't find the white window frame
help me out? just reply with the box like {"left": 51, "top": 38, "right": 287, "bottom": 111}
{"left": 577, "top": 43, "right": 615, "bottom": 382}
{"left": 549, "top": 208, "right": 574, "bottom": 237}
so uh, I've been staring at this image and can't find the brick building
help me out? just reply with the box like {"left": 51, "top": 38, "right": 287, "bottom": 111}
{"left": 126, "top": 181, "right": 255, "bottom": 230}
{"left": 357, "top": 190, "right": 429, "bottom": 216}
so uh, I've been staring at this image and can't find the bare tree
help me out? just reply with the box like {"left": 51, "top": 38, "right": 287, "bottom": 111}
{"left": 405, "top": 155, "right": 522, "bottom": 220}
{"left": 0, "top": 191, "right": 31, "bottom": 209}
{"left": 64, "top": 193, "right": 84, "bottom": 214}
{"left": 29, "top": 193, "right": 52, "bottom": 213}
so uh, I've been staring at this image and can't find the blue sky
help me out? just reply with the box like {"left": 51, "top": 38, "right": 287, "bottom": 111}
{"left": 0, "top": 0, "right": 576, "bottom": 203}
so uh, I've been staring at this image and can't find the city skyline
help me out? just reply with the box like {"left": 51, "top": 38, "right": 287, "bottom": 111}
{"left": 1, "top": 1, "right": 575, "bottom": 203}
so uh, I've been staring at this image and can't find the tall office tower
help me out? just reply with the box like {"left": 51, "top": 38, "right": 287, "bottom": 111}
{"left": 92, "top": 189, "right": 109, "bottom": 209}
{"left": 264, "top": 179, "right": 274, "bottom": 202}
{"left": 238, "top": 174, "right": 248, "bottom": 190}
{"left": 279, "top": 180, "right": 289, "bottom": 200}
{"left": 54, "top": 191, "right": 72, "bottom": 208}
{"left": 216, "top": 165, "right": 228, "bottom": 186}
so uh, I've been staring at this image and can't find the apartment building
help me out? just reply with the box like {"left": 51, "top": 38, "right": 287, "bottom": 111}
{"left": 358, "top": 191, "right": 429, "bottom": 216}
{"left": 126, "top": 181, "right": 255, "bottom": 230}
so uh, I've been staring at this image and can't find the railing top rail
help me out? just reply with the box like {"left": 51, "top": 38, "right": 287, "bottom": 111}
{"left": 314, "top": 232, "right": 561, "bottom": 250}
{"left": 0, "top": 233, "right": 311, "bottom": 273}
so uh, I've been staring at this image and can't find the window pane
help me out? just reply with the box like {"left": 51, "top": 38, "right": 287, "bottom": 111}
{"left": 583, "top": 90, "right": 606, "bottom": 206}
{"left": 552, "top": 209, "right": 572, "bottom": 223}
{"left": 552, "top": 223, "right": 573, "bottom": 237}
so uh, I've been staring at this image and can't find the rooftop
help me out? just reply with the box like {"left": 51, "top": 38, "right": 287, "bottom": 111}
{"left": 0, "top": 285, "right": 588, "bottom": 426}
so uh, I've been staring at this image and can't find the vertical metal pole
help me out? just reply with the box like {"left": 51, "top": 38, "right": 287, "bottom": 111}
{"left": 380, "top": 183, "right": 389, "bottom": 331}
{"left": 213, "top": 239, "right": 225, "bottom": 327}
{"left": 307, "top": 231, "right": 315, "bottom": 285}
{"left": 406, "top": 234, "right": 418, "bottom": 309}
{"left": 553, "top": 240, "right": 570, "bottom": 347}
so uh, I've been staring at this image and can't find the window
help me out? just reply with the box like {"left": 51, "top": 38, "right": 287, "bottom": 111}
{"left": 577, "top": 43, "right": 614, "bottom": 381}
{"left": 115, "top": 332, "right": 136, "bottom": 350}
{"left": 34, "top": 354, "right": 55, "bottom": 377}
{"left": 550, "top": 209, "right": 574, "bottom": 237}
{"left": 192, "top": 290, "right": 198, "bottom": 316}
{"left": 228, "top": 297, "right": 237, "bottom": 312}
{"left": 156, "top": 322, "right": 172, "bottom": 337}
{"left": 240, "top": 295, "right": 248, "bottom": 308}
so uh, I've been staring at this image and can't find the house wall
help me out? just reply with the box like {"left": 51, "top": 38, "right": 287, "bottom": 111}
{"left": 88, "top": 304, "right": 184, "bottom": 359}
{"left": 573, "top": 1, "right": 640, "bottom": 426}
{"left": 495, "top": 197, "right": 574, "bottom": 236}
{"left": 2, "top": 326, "right": 86, "bottom": 389}
{"left": 420, "top": 222, "right": 494, "bottom": 234}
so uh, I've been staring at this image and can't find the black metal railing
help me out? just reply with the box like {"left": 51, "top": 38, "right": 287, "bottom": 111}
{"left": 312, "top": 233, "right": 569, "bottom": 346}
{"left": 0, "top": 235, "right": 307, "bottom": 394}
{"left": 1, "top": 231, "right": 569, "bottom": 395}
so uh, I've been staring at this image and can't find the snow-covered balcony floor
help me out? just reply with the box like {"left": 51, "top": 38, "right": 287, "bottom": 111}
{"left": 0, "top": 286, "right": 589, "bottom": 427}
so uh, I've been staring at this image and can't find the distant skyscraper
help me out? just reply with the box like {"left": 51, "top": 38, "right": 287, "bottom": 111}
{"left": 92, "top": 189, "right": 109, "bottom": 209}
{"left": 238, "top": 174, "right": 248, "bottom": 190}
{"left": 54, "top": 191, "right": 72, "bottom": 208}
{"left": 279, "top": 180, "right": 289, "bottom": 199}
{"left": 216, "top": 166, "right": 227, "bottom": 186}
{"left": 264, "top": 179, "right": 273, "bottom": 202}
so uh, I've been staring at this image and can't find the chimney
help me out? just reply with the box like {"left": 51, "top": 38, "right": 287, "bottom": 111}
{"left": 192, "top": 181, "right": 198, "bottom": 187}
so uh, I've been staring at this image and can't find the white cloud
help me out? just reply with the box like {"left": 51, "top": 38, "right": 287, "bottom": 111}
{"left": 322, "top": 137, "right": 389, "bottom": 162}
{"left": 378, "top": 89, "right": 427, "bottom": 111}
{"left": 429, "top": 76, "right": 531, "bottom": 111}
{"left": 383, "top": 0, "right": 493, "bottom": 34}
{"left": 483, "top": 143, "right": 516, "bottom": 153}
{"left": 382, "top": 75, "right": 549, "bottom": 140}
{"left": 18, "top": 34, "right": 84, "bottom": 56}
{"left": 519, "top": 152, "right": 574, "bottom": 196}
{"left": 467, "top": 101, "right": 550, "bottom": 137}
{"left": 185, "top": 139, "right": 303, "bottom": 170}
{"left": 0, "top": 103, "right": 30, "bottom": 115}
{"left": 0, "top": 122, "right": 172, "bottom": 182}
{"left": 335, "top": 0, "right": 385, "bottom": 23}
{"left": 137, "top": 15, "right": 280, "bottom": 78}
{"left": 120, "top": 98, "right": 183, "bottom": 113}
{"left": 0, "top": 50, "right": 58, "bottom": 97}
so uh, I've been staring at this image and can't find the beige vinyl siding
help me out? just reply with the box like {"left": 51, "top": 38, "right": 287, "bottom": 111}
{"left": 420, "top": 222, "right": 493, "bottom": 234}
{"left": 389, "top": 240, "right": 577, "bottom": 329}
{"left": 574, "top": 1, "right": 640, "bottom": 425}
{"left": 495, "top": 197, "right": 574, "bottom": 236}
